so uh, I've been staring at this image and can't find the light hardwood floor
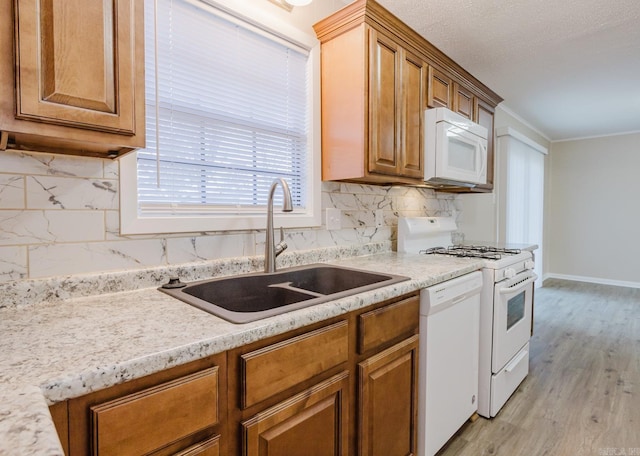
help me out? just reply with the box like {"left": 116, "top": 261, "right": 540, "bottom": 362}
{"left": 438, "top": 279, "right": 640, "bottom": 456}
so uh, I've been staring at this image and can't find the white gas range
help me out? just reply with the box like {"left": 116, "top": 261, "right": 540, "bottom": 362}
{"left": 398, "top": 217, "right": 537, "bottom": 419}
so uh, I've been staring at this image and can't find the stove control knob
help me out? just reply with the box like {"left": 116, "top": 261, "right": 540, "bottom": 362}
{"left": 525, "top": 260, "right": 535, "bottom": 270}
{"left": 504, "top": 268, "right": 516, "bottom": 279}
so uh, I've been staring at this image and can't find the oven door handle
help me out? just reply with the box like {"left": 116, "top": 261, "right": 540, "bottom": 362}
{"left": 499, "top": 272, "right": 538, "bottom": 294}
{"left": 504, "top": 348, "right": 528, "bottom": 373}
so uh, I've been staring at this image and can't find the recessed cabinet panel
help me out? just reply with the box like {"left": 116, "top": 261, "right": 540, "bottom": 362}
{"left": 427, "top": 67, "right": 452, "bottom": 109}
{"left": 400, "top": 51, "right": 426, "bottom": 178}
{"left": 14, "top": 0, "right": 137, "bottom": 134}
{"left": 453, "top": 83, "right": 474, "bottom": 120}
{"left": 369, "top": 30, "right": 400, "bottom": 175}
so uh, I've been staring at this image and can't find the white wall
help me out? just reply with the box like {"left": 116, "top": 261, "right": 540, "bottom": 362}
{"left": 547, "top": 132, "right": 640, "bottom": 287}
{"left": 457, "top": 105, "right": 551, "bottom": 244}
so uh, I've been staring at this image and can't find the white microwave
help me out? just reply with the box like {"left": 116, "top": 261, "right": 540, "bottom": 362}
{"left": 425, "top": 107, "right": 488, "bottom": 187}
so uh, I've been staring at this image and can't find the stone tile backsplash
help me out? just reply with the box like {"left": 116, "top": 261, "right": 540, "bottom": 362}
{"left": 0, "top": 149, "right": 459, "bottom": 283}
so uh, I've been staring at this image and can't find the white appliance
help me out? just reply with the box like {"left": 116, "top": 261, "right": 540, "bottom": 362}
{"left": 398, "top": 216, "right": 536, "bottom": 450}
{"left": 425, "top": 107, "right": 488, "bottom": 187}
{"left": 479, "top": 253, "right": 536, "bottom": 417}
{"left": 420, "top": 271, "right": 483, "bottom": 456}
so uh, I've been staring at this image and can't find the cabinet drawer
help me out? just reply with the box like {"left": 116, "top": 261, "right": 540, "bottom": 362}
{"left": 241, "top": 321, "right": 349, "bottom": 408}
{"left": 358, "top": 296, "right": 419, "bottom": 354}
{"left": 91, "top": 367, "right": 219, "bottom": 456}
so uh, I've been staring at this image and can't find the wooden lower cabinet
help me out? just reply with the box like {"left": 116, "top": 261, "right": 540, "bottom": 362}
{"left": 54, "top": 293, "right": 420, "bottom": 456}
{"left": 242, "top": 372, "right": 350, "bottom": 456}
{"left": 358, "top": 335, "right": 420, "bottom": 456}
{"left": 64, "top": 353, "right": 226, "bottom": 456}
{"left": 228, "top": 293, "right": 420, "bottom": 456}
{"left": 90, "top": 367, "right": 219, "bottom": 456}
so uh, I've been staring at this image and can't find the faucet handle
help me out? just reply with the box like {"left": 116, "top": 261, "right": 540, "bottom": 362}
{"left": 275, "top": 226, "right": 288, "bottom": 257}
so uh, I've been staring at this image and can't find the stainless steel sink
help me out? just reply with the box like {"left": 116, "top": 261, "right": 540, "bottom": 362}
{"left": 159, "top": 264, "right": 409, "bottom": 323}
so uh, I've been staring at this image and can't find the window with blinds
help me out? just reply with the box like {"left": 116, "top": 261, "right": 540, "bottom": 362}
{"left": 136, "top": 0, "right": 310, "bottom": 217}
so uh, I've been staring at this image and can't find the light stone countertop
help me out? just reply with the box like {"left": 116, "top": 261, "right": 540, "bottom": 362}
{"left": 0, "top": 252, "right": 483, "bottom": 455}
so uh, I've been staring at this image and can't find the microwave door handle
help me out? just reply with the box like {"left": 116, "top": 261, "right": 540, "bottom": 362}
{"left": 478, "top": 141, "right": 487, "bottom": 178}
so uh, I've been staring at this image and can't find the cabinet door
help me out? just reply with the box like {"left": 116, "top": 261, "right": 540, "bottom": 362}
{"left": 368, "top": 29, "right": 401, "bottom": 176}
{"left": 427, "top": 66, "right": 452, "bottom": 109}
{"left": 399, "top": 51, "right": 426, "bottom": 179}
{"left": 242, "top": 372, "right": 349, "bottom": 456}
{"left": 358, "top": 335, "right": 419, "bottom": 456}
{"left": 453, "top": 83, "right": 475, "bottom": 120}
{"left": 14, "top": 0, "right": 138, "bottom": 134}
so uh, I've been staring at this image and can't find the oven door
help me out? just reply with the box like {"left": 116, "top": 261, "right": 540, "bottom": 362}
{"left": 491, "top": 270, "right": 537, "bottom": 373}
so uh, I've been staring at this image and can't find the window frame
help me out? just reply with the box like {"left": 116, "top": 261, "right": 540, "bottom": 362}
{"left": 119, "top": 0, "right": 321, "bottom": 235}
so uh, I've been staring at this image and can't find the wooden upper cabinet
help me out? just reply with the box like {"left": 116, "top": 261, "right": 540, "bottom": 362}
{"left": 368, "top": 30, "right": 425, "bottom": 180}
{"left": 427, "top": 66, "right": 452, "bottom": 109}
{"left": 315, "top": 6, "right": 426, "bottom": 185}
{"left": 368, "top": 30, "right": 401, "bottom": 177}
{"left": 0, "top": 0, "right": 145, "bottom": 158}
{"left": 314, "top": 0, "right": 502, "bottom": 190}
{"left": 453, "top": 83, "right": 475, "bottom": 120}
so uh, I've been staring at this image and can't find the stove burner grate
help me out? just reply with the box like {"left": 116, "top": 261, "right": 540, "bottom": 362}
{"left": 419, "top": 245, "right": 521, "bottom": 260}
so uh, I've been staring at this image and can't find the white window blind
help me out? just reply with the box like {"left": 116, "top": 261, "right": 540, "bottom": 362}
{"left": 138, "top": 0, "right": 310, "bottom": 216}
{"left": 499, "top": 128, "right": 547, "bottom": 288}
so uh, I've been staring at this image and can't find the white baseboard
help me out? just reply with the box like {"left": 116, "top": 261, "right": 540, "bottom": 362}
{"left": 543, "top": 273, "right": 640, "bottom": 290}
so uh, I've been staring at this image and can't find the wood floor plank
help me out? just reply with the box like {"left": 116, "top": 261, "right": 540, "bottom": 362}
{"left": 437, "top": 279, "right": 640, "bottom": 456}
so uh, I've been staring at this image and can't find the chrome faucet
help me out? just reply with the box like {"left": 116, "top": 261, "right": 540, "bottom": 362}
{"left": 264, "top": 178, "right": 293, "bottom": 273}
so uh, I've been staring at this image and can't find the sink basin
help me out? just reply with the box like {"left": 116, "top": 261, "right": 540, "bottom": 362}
{"left": 160, "top": 264, "right": 409, "bottom": 323}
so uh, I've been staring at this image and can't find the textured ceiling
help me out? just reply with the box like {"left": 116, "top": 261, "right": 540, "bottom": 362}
{"left": 377, "top": 0, "right": 640, "bottom": 141}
